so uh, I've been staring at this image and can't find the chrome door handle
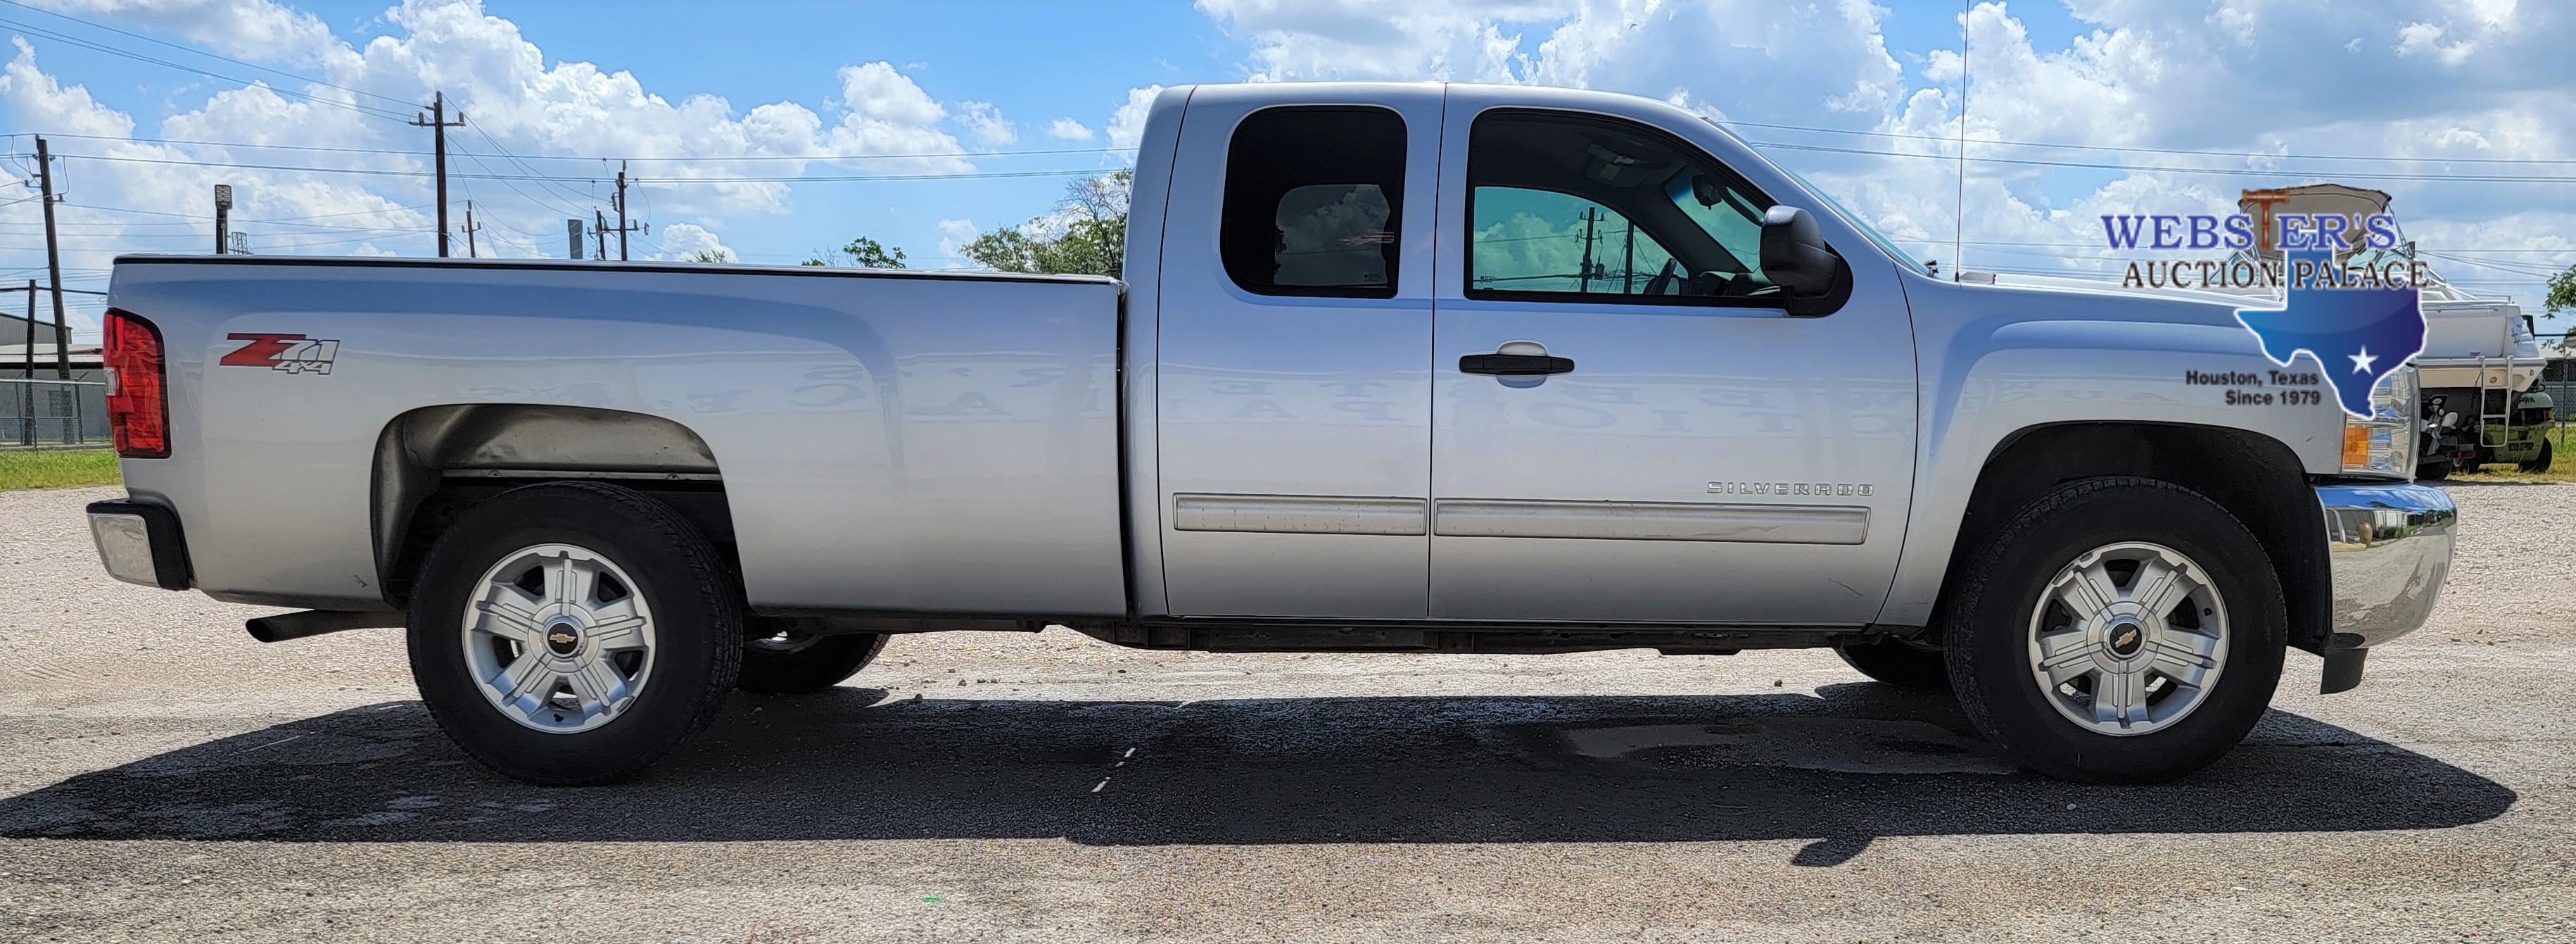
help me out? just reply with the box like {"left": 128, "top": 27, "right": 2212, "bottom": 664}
{"left": 1459, "top": 340, "right": 1573, "bottom": 376}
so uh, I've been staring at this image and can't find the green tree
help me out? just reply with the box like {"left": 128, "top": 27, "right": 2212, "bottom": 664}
{"left": 2546, "top": 263, "right": 2575, "bottom": 318}
{"left": 960, "top": 170, "right": 1130, "bottom": 278}
{"left": 2544, "top": 263, "right": 2576, "bottom": 348}
{"left": 686, "top": 249, "right": 732, "bottom": 263}
{"left": 804, "top": 236, "right": 908, "bottom": 269}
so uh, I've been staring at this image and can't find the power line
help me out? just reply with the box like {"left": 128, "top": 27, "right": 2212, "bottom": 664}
{"left": 26, "top": 122, "right": 2556, "bottom": 171}
{"left": 1715, "top": 118, "right": 2576, "bottom": 167}
{"left": 12, "top": 132, "right": 1138, "bottom": 163}
{"left": 450, "top": 146, "right": 593, "bottom": 221}
{"left": 642, "top": 168, "right": 1176, "bottom": 184}
{"left": 65, "top": 201, "right": 433, "bottom": 224}
{"left": 34, "top": 151, "right": 1115, "bottom": 184}
{"left": 38, "top": 151, "right": 537, "bottom": 179}
{"left": 0, "top": 0, "right": 411, "bottom": 108}
{"left": 2417, "top": 251, "right": 2566, "bottom": 277}
{"left": 1745, "top": 140, "right": 2576, "bottom": 184}
{"left": 0, "top": 16, "right": 411, "bottom": 122}
{"left": 0, "top": 220, "right": 420, "bottom": 235}
{"left": 458, "top": 125, "right": 600, "bottom": 217}
{"left": 37, "top": 141, "right": 2575, "bottom": 187}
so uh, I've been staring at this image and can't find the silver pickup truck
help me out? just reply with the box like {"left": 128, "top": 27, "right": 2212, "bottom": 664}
{"left": 86, "top": 82, "right": 2454, "bottom": 786}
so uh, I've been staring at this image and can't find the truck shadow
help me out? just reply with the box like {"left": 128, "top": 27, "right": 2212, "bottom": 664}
{"left": 0, "top": 684, "right": 2513, "bottom": 860}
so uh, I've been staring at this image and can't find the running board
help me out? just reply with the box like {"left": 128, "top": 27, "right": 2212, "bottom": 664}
{"left": 246, "top": 610, "right": 405, "bottom": 643}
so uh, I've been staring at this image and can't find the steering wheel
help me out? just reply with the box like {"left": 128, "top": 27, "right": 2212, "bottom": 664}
{"left": 1642, "top": 258, "right": 1680, "bottom": 296}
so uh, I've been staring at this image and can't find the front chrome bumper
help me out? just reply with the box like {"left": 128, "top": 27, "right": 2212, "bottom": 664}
{"left": 2316, "top": 482, "right": 2455, "bottom": 650}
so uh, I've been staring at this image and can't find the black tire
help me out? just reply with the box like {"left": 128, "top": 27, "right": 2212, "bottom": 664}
{"left": 1941, "top": 477, "right": 2285, "bottom": 783}
{"left": 406, "top": 482, "right": 746, "bottom": 786}
{"left": 1832, "top": 637, "right": 1950, "bottom": 690}
{"left": 2416, "top": 460, "right": 2452, "bottom": 481}
{"left": 737, "top": 626, "right": 889, "bottom": 694}
{"left": 2518, "top": 440, "right": 2553, "bottom": 473}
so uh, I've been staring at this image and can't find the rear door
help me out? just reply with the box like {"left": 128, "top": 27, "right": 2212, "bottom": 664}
{"left": 1153, "top": 85, "right": 1442, "bottom": 617}
{"left": 1426, "top": 92, "right": 1918, "bottom": 625}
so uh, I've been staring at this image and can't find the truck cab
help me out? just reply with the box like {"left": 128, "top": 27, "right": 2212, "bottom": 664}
{"left": 1131, "top": 83, "right": 1916, "bottom": 625}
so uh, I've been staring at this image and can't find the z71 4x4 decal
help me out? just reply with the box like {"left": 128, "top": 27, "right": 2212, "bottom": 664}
{"left": 219, "top": 333, "right": 340, "bottom": 375}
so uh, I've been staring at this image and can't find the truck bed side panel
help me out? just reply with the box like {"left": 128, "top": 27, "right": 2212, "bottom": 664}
{"left": 108, "top": 258, "right": 1127, "bottom": 617}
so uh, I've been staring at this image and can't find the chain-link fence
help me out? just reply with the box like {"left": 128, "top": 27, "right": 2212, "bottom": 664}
{"left": 2539, "top": 358, "right": 2576, "bottom": 451}
{"left": 1, "top": 377, "right": 108, "bottom": 448}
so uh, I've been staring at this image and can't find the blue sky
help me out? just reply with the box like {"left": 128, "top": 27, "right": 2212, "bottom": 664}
{"left": 387, "top": 1, "right": 1235, "bottom": 264}
{"left": 2, "top": 0, "right": 2569, "bottom": 338}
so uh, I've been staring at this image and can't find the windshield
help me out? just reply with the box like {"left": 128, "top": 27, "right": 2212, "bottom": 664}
{"left": 1776, "top": 165, "right": 1930, "bottom": 276}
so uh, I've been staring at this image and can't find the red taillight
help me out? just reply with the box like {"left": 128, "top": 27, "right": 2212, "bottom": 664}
{"left": 103, "top": 308, "right": 169, "bottom": 458}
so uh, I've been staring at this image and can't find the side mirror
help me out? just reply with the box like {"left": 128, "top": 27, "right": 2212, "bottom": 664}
{"left": 1759, "top": 206, "right": 1849, "bottom": 315}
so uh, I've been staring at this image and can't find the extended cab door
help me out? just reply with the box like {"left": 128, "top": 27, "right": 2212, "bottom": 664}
{"left": 1427, "top": 90, "right": 1918, "bottom": 625}
{"left": 1153, "top": 85, "right": 1442, "bottom": 617}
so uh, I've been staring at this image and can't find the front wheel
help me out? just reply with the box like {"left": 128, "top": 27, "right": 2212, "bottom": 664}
{"left": 1941, "top": 477, "right": 2285, "bottom": 783}
{"left": 407, "top": 482, "right": 746, "bottom": 786}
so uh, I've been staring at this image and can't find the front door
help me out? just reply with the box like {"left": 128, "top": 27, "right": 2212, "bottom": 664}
{"left": 1154, "top": 86, "right": 1443, "bottom": 617}
{"left": 1428, "top": 96, "right": 1917, "bottom": 625}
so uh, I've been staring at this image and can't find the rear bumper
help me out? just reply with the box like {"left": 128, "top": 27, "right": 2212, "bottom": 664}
{"left": 87, "top": 498, "right": 192, "bottom": 591}
{"left": 2316, "top": 482, "right": 2454, "bottom": 650}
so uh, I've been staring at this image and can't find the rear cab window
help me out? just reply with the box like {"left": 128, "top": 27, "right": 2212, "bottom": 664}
{"left": 1220, "top": 107, "right": 1407, "bottom": 299}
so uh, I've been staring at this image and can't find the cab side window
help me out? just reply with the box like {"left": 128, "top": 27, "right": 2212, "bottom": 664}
{"left": 1471, "top": 188, "right": 1680, "bottom": 295}
{"left": 1466, "top": 109, "right": 1779, "bottom": 306}
{"left": 1221, "top": 106, "right": 1407, "bottom": 298}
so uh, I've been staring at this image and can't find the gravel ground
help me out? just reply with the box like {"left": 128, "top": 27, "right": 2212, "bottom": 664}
{"left": 1, "top": 483, "right": 2570, "bottom": 943}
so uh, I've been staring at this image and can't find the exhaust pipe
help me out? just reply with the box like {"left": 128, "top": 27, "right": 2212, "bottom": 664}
{"left": 246, "top": 609, "right": 404, "bottom": 643}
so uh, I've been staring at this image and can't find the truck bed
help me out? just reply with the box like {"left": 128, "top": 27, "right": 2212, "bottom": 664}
{"left": 107, "top": 256, "right": 1129, "bottom": 617}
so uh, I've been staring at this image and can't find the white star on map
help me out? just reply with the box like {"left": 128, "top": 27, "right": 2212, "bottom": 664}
{"left": 2349, "top": 347, "right": 2378, "bottom": 375}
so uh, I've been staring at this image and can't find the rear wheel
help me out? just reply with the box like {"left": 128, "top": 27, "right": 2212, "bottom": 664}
{"left": 1832, "top": 637, "right": 1950, "bottom": 690}
{"left": 2518, "top": 439, "right": 2553, "bottom": 473}
{"left": 737, "top": 622, "right": 889, "bottom": 694}
{"left": 407, "top": 482, "right": 745, "bottom": 786}
{"left": 1942, "top": 477, "right": 2285, "bottom": 783}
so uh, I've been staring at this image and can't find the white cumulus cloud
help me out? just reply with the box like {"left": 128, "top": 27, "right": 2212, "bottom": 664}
{"left": 1046, "top": 117, "right": 1094, "bottom": 141}
{"left": 1105, "top": 85, "right": 1162, "bottom": 153}
{"left": 956, "top": 101, "right": 1015, "bottom": 147}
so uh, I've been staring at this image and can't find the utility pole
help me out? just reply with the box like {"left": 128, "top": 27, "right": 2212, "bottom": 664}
{"left": 1619, "top": 222, "right": 1636, "bottom": 294}
{"left": 614, "top": 162, "right": 629, "bottom": 261}
{"left": 1575, "top": 206, "right": 1599, "bottom": 294}
{"left": 410, "top": 92, "right": 466, "bottom": 258}
{"left": 593, "top": 210, "right": 607, "bottom": 260}
{"left": 18, "top": 281, "right": 32, "bottom": 445}
{"left": 20, "top": 281, "right": 32, "bottom": 378}
{"left": 602, "top": 163, "right": 645, "bottom": 261}
{"left": 462, "top": 200, "right": 480, "bottom": 259}
{"left": 214, "top": 184, "right": 232, "bottom": 254}
{"left": 34, "top": 137, "right": 68, "bottom": 378}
